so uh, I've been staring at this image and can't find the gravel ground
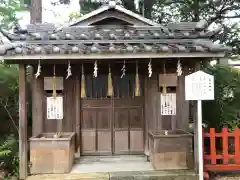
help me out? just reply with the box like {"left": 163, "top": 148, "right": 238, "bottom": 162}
{"left": 209, "top": 172, "right": 240, "bottom": 180}
{"left": 215, "top": 176, "right": 240, "bottom": 180}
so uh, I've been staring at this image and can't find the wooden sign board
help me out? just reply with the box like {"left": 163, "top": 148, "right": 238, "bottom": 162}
{"left": 185, "top": 71, "right": 214, "bottom": 101}
{"left": 44, "top": 77, "right": 63, "bottom": 90}
{"left": 159, "top": 73, "right": 177, "bottom": 87}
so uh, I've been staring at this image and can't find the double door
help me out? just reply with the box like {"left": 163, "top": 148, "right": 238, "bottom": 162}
{"left": 80, "top": 97, "right": 144, "bottom": 155}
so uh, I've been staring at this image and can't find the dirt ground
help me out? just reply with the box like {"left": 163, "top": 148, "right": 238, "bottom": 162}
{"left": 215, "top": 177, "right": 240, "bottom": 180}
{"left": 210, "top": 172, "right": 240, "bottom": 180}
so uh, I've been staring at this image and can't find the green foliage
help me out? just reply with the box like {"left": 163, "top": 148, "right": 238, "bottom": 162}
{"left": 0, "top": 63, "right": 19, "bottom": 134}
{"left": 153, "top": 0, "right": 240, "bottom": 55}
{"left": 202, "top": 65, "right": 240, "bottom": 131}
{"left": 79, "top": 1, "right": 101, "bottom": 15}
{"left": 0, "top": 63, "right": 19, "bottom": 178}
{"left": 68, "top": 12, "right": 82, "bottom": 22}
{"left": 0, "top": 0, "right": 26, "bottom": 30}
{"left": 60, "top": 0, "right": 240, "bottom": 55}
{"left": 0, "top": 134, "right": 19, "bottom": 177}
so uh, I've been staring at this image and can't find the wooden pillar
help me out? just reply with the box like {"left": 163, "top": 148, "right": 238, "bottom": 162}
{"left": 32, "top": 69, "right": 44, "bottom": 136}
{"left": 75, "top": 74, "right": 81, "bottom": 154}
{"left": 144, "top": 75, "right": 149, "bottom": 155}
{"left": 19, "top": 64, "right": 28, "bottom": 179}
{"left": 176, "top": 67, "right": 189, "bottom": 130}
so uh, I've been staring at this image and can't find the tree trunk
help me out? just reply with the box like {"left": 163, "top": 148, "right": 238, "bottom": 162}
{"left": 144, "top": 0, "right": 155, "bottom": 19}
{"left": 192, "top": 0, "right": 200, "bottom": 21}
{"left": 122, "top": 0, "right": 137, "bottom": 13}
{"left": 30, "top": 0, "right": 42, "bottom": 23}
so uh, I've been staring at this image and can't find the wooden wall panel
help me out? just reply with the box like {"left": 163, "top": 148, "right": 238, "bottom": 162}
{"left": 32, "top": 65, "right": 79, "bottom": 133}
{"left": 114, "top": 131, "right": 128, "bottom": 153}
{"left": 130, "top": 130, "right": 144, "bottom": 152}
{"left": 97, "top": 131, "right": 111, "bottom": 152}
{"left": 82, "top": 130, "right": 96, "bottom": 153}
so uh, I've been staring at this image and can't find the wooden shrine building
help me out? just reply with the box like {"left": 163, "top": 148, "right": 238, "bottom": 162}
{"left": 0, "top": 1, "right": 230, "bottom": 179}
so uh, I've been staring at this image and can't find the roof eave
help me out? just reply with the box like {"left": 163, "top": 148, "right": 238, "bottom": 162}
{"left": 2, "top": 52, "right": 226, "bottom": 62}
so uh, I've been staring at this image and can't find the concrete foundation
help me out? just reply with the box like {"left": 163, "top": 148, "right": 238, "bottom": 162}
{"left": 27, "top": 155, "right": 198, "bottom": 180}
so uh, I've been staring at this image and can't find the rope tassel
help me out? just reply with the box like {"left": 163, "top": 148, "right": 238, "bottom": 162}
{"left": 53, "top": 64, "right": 57, "bottom": 100}
{"left": 162, "top": 62, "right": 167, "bottom": 96}
{"left": 135, "top": 61, "right": 140, "bottom": 96}
{"left": 107, "top": 64, "right": 113, "bottom": 97}
{"left": 81, "top": 64, "right": 86, "bottom": 98}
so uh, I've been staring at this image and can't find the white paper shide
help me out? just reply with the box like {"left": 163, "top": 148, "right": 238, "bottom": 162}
{"left": 160, "top": 93, "right": 176, "bottom": 115}
{"left": 47, "top": 96, "right": 63, "bottom": 120}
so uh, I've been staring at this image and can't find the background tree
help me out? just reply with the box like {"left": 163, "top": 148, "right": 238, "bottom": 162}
{"left": 203, "top": 65, "right": 240, "bottom": 131}
{"left": 0, "top": 0, "right": 28, "bottom": 178}
{"left": 0, "top": 0, "right": 27, "bottom": 30}
{"left": 54, "top": 0, "right": 240, "bottom": 56}
{"left": 152, "top": 0, "right": 240, "bottom": 55}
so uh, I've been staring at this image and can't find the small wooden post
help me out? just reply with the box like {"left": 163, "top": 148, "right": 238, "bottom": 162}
{"left": 222, "top": 128, "right": 229, "bottom": 164}
{"left": 209, "top": 128, "right": 217, "bottom": 165}
{"left": 234, "top": 128, "right": 240, "bottom": 164}
{"left": 19, "top": 64, "right": 28, "bottom": 179}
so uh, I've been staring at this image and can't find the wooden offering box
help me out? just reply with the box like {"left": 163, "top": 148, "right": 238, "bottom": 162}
{"left": 30, "top": 132, "right": 75, "bottom": 174}
{"left": 149, "top": 130, "right": 193, "bottom": 170}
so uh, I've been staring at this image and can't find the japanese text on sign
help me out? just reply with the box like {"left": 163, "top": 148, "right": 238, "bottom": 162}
{"left": 185, "top": 71, "right": 214, "bottom": 101}
{"left": 47, "top": 96, "right": 63, "bottom": 120}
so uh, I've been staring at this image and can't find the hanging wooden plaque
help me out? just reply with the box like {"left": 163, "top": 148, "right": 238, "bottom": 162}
{"left": 47, "top": 96, "right": 63, "bottom": 120}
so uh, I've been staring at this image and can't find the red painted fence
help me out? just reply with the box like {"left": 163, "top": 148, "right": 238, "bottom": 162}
{"left": 203, "top": 128, "right": 240, "bottom": 172}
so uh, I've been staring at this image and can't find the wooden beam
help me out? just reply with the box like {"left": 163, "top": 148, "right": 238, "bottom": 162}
{"left": 10, "top": 38, "right": 221, "bottom": 45}
{"left": 19, "top": 64, "right": 28, "bottom": 179}
{"left": 3, "top": 52, "right": 225, "bottom": 62}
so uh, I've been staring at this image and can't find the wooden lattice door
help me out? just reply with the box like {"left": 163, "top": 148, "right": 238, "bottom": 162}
{"left": 80, "top": 74, "right": 144, "bottom": 155}
{"left": 113, "top": 98, "right": 144, "bottom": 154}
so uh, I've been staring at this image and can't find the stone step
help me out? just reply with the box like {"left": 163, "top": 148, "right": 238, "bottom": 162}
{"left": 27, "top": 170, "right": 198, "bottom": 180}
{"left": 110, "top": 171, "right": 198, "bottom": 180}
{"left": 26, "top": 173, "right": 109, "bottom": 180}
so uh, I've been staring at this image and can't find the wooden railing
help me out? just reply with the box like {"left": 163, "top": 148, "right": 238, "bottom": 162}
{"left": 203, "top": 128, "right": 240, "bottom": 172}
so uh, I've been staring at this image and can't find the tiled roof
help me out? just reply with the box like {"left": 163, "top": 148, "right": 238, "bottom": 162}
{"left": 0, "top": 23, "right": 231, "bottom": 56}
